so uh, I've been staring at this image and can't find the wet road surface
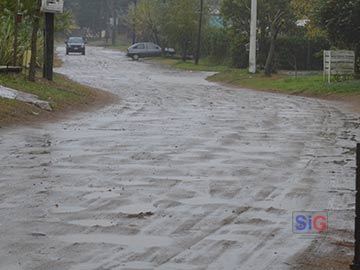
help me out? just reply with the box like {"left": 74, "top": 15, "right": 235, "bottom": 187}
{"left": 0, "top": 46, "right": 359, "bottom": 270}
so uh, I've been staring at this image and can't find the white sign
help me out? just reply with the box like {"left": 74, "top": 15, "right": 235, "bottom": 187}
{"left": 41, "top": 0, "right": 64, "bottom": 14}
{"left": 323, "top": 50, "right": 355, "bottom": 83}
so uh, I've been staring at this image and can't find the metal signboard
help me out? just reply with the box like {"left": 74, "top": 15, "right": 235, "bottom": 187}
{"left": 41, "top": 0, "right": 64, "bottom": 14}
{"left": 324, "top": 50, "right": 355, "bottom": 83}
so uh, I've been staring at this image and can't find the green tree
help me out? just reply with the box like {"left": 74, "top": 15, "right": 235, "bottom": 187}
{"left": 28, "top": 0, "right": 41, "bottom": 81}
{"left": 66, "top": 0, "right": 132, "bottom": 40}
{"left": 127, "top": 0, "right": 202, "bottom": 60}
{"left": 222, "top": 0, "right": 295, "bottom": 75}
{"left": 127, "top": 0, "right": 164, "bottom": 44}
{"left": 314, "top": 0, "right": 360, "bottom": 72}
{"left": 164, "top": 0, "right": 201, "bottom": 61}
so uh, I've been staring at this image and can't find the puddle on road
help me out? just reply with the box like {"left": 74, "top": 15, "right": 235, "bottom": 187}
{"left": 52, "top": 206, "right": 86, "bottom": 214}
{"left": 68, "top": 261, "right": 154, "bottom": 270}
{"left": 180, "top": 196, "right": 238, "bottom": 206}
{"left": 67, "top": 219, "right": 115, "bottom": 227}
{"left": 56, "top": 233, "right": 173, "bottom": 248}
{"left": 115, "top": 203, "right": 156, "bottom": 214}
{"left": 83, "top": 191, "right": 120, "bottom": 200}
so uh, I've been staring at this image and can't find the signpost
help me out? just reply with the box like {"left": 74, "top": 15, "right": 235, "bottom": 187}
{"left": 323, "top": 50, "right": 355, "bottom": 83}
{"left": 195, "top": 0, "right": 204, "bottom": 65}
{"left": 41, "top": 0, "right": 64, "bottom": 81}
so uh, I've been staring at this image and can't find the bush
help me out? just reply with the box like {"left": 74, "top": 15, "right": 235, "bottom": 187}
{"left": 275, "top": 31, "right": 330, "bottom": 71}
{"left": 229, "top": 34, "right": 248, "bottom": 68}
{"left": 203, "top": 27, "right": 230, "bottom": 65}
{"left": 0, "top": 9, "right": 42, "bottom": 67}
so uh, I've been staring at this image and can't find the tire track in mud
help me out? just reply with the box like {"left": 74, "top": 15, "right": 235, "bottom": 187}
{"left": 0, "top": 46, "right": 358, "bottom": 270}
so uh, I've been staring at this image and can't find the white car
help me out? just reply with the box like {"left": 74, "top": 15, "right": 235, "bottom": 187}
{"left": 127, "top": 42, "right": 176, "bottom": 60}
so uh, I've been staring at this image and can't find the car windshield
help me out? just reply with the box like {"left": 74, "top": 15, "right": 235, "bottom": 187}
{"left": 68, "top": 37, "right": 83, "bottom": 43}
{"left": 132, "top": 43, "right": 145, "bottom": 49}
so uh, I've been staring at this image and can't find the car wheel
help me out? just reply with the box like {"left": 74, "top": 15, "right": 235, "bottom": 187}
{"left": 66, "top": 50, "right": 69, "bottom": 55}
{"left": 132, "top": 54, "right": 139, "bottom": 61}
{"left": 82, "top": 51, "right": 85, "bottom": 55}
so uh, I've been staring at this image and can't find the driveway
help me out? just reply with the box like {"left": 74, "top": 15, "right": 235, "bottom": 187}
{"left": 0, "top": 46, "right": 359, "bottom": 270}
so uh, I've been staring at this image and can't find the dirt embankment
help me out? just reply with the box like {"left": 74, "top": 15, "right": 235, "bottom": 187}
{"left": 0, "top": 73, "right": 116, "bottom": 128}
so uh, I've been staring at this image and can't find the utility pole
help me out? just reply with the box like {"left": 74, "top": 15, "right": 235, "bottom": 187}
{"left": 195, "top": 0, "right": 204, "bottom": 65}
{"left": 43, "top": 12, "right": 54, "bottom": 80}
{"left": 249, "top": 0, "right": 257, "bottom": 74}
{"left": 132, "top": 0, "right": 137, "bottom": 44}
{"left": 105, "top": 0, "right": 110, "bottom": 44}
{"left": 112, "top": 0, "right": 117, "bottom": 46}
{"left": 13, "top": 0, "right": 19, "bottom": 66}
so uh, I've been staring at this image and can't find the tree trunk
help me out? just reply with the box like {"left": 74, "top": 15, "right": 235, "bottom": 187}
{"left": 28, "top": 2, "right": 41, "bottom": 82}
{"left": 182, "top": 39, "right": 188, "bottom": 62}
{"left": 264, "top": 26, "right": 279, "bottom": 77}
{"left": 13, "top": 0, "right": 19, "bottom": 66}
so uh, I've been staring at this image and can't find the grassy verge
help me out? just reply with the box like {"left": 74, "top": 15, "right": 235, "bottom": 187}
{"left": 208, "top": 70, "right": 360, "bottom": 96}
{"left": 0, "top": 72, "right": 114, "bottom": 127}
{"left": 88, "top": 35, "right": 131, "bottom": 52}
{"left": 148, "top": 57, "right": 232, "bottom": 72}
{"left": 147, "top": 57, "right": 360, "bottom": 97}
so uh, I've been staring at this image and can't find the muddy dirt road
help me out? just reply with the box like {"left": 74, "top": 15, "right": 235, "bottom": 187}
{"left": 0, "top": 47, "right": 359, "bottom": 270}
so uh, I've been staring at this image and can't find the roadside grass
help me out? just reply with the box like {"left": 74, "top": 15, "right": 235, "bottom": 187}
{"left": 0, "top": 72, "right": 113, "bottom": 126}
{"left": 54, "top": 54, "right": 64, "bottom": 68}
{"left": 208, "top": 70, "right": 360, "bottom": 95}
{"left": 148, "top": 57, "right": 232, "bottom": 72}
{"left": 147, "top": 56, "right": 360, "bottom": 95}
{"left": 88, "top": 35, "right": 131, "bottom": 52}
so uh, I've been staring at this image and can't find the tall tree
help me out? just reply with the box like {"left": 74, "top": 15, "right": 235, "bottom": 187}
{"left": 28, "top": 0, "right": 41, "bottom": 81}
{"left": 222, "top": 0, "right": 294, "bottom": 75}
{"left": 164, "top": 0, "right": 199, "bottom": 61}
{"left": 314, "top": 0, "right": 360, "bottom": 73}
{"left": 263, "top": 0, "right": 294, "bottom": 76}
{"left": 127, "top": 0, "right": 163, "bottom": 44}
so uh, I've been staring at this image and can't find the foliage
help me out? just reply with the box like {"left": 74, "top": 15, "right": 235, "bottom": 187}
{"left": 127, "top": 0, "right": 164, "bottom": 44}
{"left": 0, "top": 0, "right": 73, "bottom": 66}
{"left": 66, "top": 0, "right": 133, "bottom": 38}
{"left": 229, "top": 33, "right": 248, "bottom": 68}
{"left": 203, "top": 27, "right": 231, "bottom": 65}
{"left": 221, "top": 0, "right": 295, "bottom": 75}
{"left": 125, "top": 0, "right": 209, "bottom": 61}
{"left": 0, "top": 8, "right": 34, "bottom": 65}
{"left": 162, "top": 0, "right": 200, "bottom": 60}
{"left": 314, "top": 0, "right": 360, "bottom": 73}
{"left": 314, "top": 0, "right": 360, "bottom": 48}
{"left": 275, "top": 28, "right": 330, "bottom": 70}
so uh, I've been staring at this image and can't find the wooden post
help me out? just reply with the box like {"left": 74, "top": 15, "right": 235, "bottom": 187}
{"left": 195, "top": 0, "right": 204, "bottom": 65}
{"left": 328, "top": 51, "right": 331, "bottom": 84}
{"left": 351, "top": 144, "right": 360, "bottom": 270}
{"left": 43, "top": 12, "right": 54, "bottom": 81}
{"left": 13, "top": 0, "right": 19, "bottom": 66}
{"left": 112, "top": 0, "right": 117, "bottom": 46}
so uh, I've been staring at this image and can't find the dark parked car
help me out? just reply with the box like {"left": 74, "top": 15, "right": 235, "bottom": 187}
{"left": 66, "top": 37, "right": 86, "bottom": 55}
